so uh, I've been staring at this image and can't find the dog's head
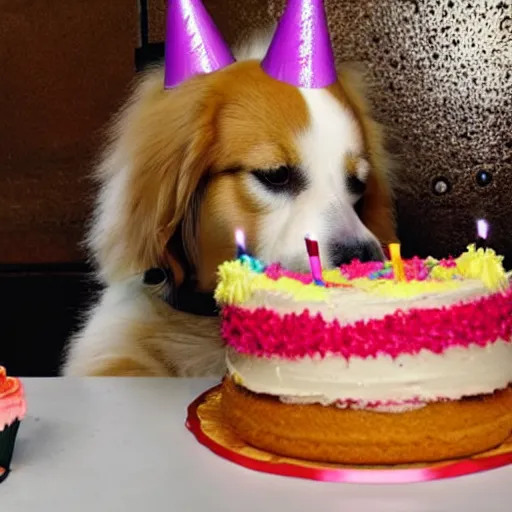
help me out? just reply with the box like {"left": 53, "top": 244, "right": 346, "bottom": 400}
{"left": 89, "top": 41, "right": 396, "bottom": 291}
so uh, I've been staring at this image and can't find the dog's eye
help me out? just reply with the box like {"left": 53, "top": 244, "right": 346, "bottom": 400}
{"left": 346, "top": 157, "right": 370, "bottom": 198}
{"left": 253, "top": 166, "right": 291, "bottom": 187}
{"left": 251, "top": 166, "right": 307, "bottom": 196}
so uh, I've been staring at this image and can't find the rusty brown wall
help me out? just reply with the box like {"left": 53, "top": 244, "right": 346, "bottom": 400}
{"left": 0, "top": 0, "right": 138, "bottom": 263}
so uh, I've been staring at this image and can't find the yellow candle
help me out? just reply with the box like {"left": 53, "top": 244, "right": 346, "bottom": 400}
{"left": 389, "top": 243, "right": 406, "bottom": 281}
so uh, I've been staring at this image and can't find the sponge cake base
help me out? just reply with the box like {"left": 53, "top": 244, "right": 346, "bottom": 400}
{"left": 221, "top": 377, "right": 512, "bottom": 465}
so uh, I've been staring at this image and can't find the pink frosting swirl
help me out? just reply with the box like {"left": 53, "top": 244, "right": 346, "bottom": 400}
{"left": 0, "top": 366, "right": 26, "bottom": 430}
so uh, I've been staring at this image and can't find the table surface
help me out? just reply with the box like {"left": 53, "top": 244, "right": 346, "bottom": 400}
{"left": 2, "top": 378, "right": 512, "bottom": 512}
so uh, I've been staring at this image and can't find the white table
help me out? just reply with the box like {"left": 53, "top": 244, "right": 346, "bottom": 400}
{"left": 2, "top": 378, "right": 512, "bottom": 511}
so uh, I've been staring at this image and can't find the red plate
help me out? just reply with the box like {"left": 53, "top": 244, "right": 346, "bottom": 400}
{"left": 186, "top": 384, "right": 512, "bottom": 484}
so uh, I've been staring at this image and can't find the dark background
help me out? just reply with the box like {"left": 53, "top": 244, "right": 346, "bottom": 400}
{"left": 1, "top": 0, "right": 510, "bottom": 377}
{"left": 1, "top": 1, "right": 155, "bottom": 376}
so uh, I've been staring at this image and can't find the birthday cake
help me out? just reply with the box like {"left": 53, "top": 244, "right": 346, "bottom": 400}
{"left": 215, "top": 244, "right": 512, "bottom": 465}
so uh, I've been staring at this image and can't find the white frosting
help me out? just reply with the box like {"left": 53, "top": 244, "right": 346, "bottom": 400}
{"left": 244, "top": 278, "right": 489, "bottom": 324}
{"left": 226, "top": 341, "right": 512, "bottom": 412}
{"left": 225, "top": 272, "right": 512, "bottom": 412}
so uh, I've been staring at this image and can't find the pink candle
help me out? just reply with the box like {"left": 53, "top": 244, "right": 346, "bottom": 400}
{"left": 305, "top": 234, "right": 324, "bottom": 285}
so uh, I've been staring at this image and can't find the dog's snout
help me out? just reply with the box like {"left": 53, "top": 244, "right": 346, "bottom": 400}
{"left": 329, "top": 240, "right": 384, "bottom": 267}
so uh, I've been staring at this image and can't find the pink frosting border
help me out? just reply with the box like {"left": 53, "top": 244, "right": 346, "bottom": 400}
{"left": 335, "top": 396, "right": 425, "bottom": 410}
{"left": 221, "top": 288, "right": 512, "bottom": 359}
{"left": 0, "top": 379, "right": 26, "bottom": 430}
{"left": 264, "top": 256, "right": 457, "bottom": 283}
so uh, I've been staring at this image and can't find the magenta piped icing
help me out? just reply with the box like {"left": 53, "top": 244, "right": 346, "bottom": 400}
{"left": 338, "top": 260, "right": 386, "bottom": 279}
{"left": 221, "top": 287, "right": 512, "bottom": 360}
{"left": 335, "top": 396, "right": 426, "bottom": 410}
{"left": 265, "top": 263, "right": 314, "bottom": 284}
{"left": 264, "top": 257, "right": 457, "bottom": 283}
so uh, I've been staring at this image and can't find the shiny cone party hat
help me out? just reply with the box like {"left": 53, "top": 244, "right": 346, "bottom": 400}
{"left": 164, "top": 0, "right": 235, "bottom": 88}
{"left": 261, "top": 0, "right": 337, "bottom": 88}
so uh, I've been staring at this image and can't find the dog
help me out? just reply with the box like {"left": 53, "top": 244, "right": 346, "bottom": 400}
{"left": 62, "top": 29, "right": 397, "bottom": 377}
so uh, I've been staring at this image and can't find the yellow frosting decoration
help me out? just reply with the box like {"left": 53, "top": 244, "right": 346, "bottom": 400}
{"left": 455, "top": 244, "right": 508, "bottom": 291}
{"left": 429, "top": 265, "right": 459, "bottom": 281}
{"left": 321, "top": 269, "right": 350, "bottom": 284}
{"left": 214, "top": 260, "right": 255, "bottom": 304}
{"left": 350, "top": 278, "right": 460, "bottom": 298}
{"left": 214, "top": 260, "right": 328, "bottom": 305}
{"left": 215, "top": 243, "right": 509, "bottom": 306}
{"left": 251, "top": 275, "right": 328, "bottom": 301}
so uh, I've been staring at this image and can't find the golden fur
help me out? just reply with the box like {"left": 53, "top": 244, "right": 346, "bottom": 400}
{"left": 62, "top": 46, "right": 396, "bottom": 377}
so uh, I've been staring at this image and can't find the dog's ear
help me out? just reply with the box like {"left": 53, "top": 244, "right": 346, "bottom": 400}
{"left": 359, "top": 158, "right": 397, "bottom": 245}
{"left": 88, "top": 70, "right": 216, "bottom": 284}
{"left": 337, "top": 64, "right": 397, "bottom": 245}
{"left": 356, "top": 114, "right": 397, "bottom": 245}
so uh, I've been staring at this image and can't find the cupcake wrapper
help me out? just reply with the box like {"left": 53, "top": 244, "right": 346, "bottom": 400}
{"left": 0, "top": 420, "right": 21, "bottom": 479}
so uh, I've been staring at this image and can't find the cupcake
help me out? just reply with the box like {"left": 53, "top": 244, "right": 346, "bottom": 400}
{"left": 0, "top": 366, "right": 26, "bottom": 483}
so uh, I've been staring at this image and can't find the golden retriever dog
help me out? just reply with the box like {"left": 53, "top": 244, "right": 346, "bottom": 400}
{"left": 62, "top": 30, "right": 396, "bottom": 377}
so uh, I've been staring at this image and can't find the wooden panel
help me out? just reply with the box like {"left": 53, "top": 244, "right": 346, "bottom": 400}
{"left": 0, "top": 0, "right": 138, "bottom": 264}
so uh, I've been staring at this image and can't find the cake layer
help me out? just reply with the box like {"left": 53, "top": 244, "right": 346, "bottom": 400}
{"left": 217, "top": 245, "right": 512, "bottom": 412}
{"left": 227, "top": 340, "right": 512, "bottom": 410}
{"left": 221, "top": 286, "right": 512, "bottom": 360}
{"left": 215, "top": 245, "right": 510, "bottom": 314}
{"left": 223, "top": 286, "right": 512, "bottom": 410}
{"left": 222, "top": 378, "right": 512, "bottom": 464}
{"left": 243, "top": 278, "right": 489, "bottom": 325}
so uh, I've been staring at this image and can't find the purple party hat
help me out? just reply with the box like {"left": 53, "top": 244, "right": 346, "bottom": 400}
{"left": 164, "top": 0, "right": 235, "bottom": 89}
{"left": 261, "top": 0, "right": 337, "bottom": 88}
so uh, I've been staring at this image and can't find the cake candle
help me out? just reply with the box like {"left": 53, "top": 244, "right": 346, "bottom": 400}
{"left": 388, "top": 243, "right": 406, "bottom": 282}
{"left": 476, "top": 219, "right": 489, "bottom": 250}
{"left": 305, "top": 234, "right": 324, "bottom": 285}
{"left": 234, "top": 229, "right": 265, "bottom": 273}
{"left": 235, "top": 229, "right": 247, "bottom": 259}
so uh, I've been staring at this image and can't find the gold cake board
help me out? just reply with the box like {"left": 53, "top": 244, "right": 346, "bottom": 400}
{"left": 186, "top": 384, "right": 512, "bottom": 484}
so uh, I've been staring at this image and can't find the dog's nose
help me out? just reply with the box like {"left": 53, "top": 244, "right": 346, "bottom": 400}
{"left": 329, "top": 240, "right": 384, "bottom": 267}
